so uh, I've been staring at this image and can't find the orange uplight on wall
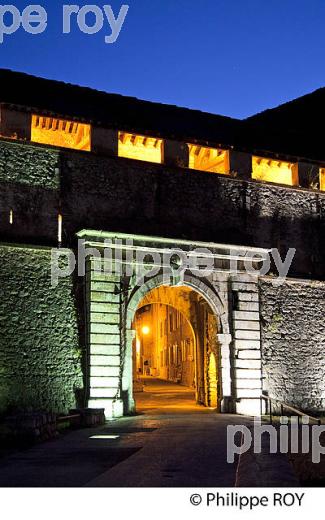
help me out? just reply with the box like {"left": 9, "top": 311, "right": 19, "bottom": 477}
{"left": 320, "top": 168, "right": 325, "bottom": 191}
{"left": 58, "top": 214, "right": 63, "bottom": 244}
{"left": 188, "top": 144, "right": 230, "bottom": 174}
{"left": 142, "top": 326, "right": 150, "bottom": 335}
{"left": 252, "top": 156, "right": 298, "bottom": 186}
{"left": 118, "top": 132, "right": 163, "bottom": 163}
{"left": 31, "top": 115, "right": 91, "bottom": 151}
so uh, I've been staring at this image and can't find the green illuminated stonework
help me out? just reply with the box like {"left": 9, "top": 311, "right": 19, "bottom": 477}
{"left": 0, "top": 245, "right": 84, "bottom": 414}
{"left": 0, "top": 140, "right": 60, "bottom": 189}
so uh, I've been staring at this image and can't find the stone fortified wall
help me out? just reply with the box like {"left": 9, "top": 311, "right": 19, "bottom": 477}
{"left": 0, "top": 139, "right": 325, "bottom": 279}
{"left": 1, "top": 138, "right": 325, "bottom": 415}
{"left": 259, "top": 278, "right": 325, "bottom": 413}
{"left": 0, "top": 244, "right": 84, "bottom": 414}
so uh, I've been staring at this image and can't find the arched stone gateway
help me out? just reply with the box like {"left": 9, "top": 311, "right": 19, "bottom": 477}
{"left": 128, "top": 281, "right": 227, "bottom": 412}
{"left": 78, "top": 230, "right": 267, "bottom": 418}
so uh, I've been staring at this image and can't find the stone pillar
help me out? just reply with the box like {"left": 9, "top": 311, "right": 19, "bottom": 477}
{"left": 231, "top": 275, "right": 263, "bottom": 416}
{"left": 163, "top": 139, "right": 189, "bottom": 168}
{"left": 91, "top": 127, "right": 118, "bottom": 156}
{"left": 217, "top": 333, "right": 233, "bottom": 412}
{"left": 0, "top": 105, "right": 31, "bottom": 140}
{"left": 121, "top": 328, "right": 136, "bottom": 414}
{"left": 194, "top": 300, "right": 206, "bottom": 404}
{"left": 228, "top": 150, "right": 252, "bottom": 179}
{"left": 86, "top": 258, "right": 124, "bottom": 418}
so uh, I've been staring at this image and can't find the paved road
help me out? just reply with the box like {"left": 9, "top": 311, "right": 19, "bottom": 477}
{"left": 0, "top": 379, "right": 252, "bottom": 487}
{"left": 135, "top": 376, "right": 210, "bottom": 414}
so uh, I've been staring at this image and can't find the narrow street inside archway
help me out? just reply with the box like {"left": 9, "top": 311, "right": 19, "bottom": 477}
{"left": 132, "top": 285, "right": 222, "bottom": 413}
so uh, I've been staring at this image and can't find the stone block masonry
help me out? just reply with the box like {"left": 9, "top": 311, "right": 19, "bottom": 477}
{"left": 1, "top": 138, "right": 325, "bottom": 280}
{"left": 86, "top": 260, "right": 125, "bottom": 418}
{"left": 0, "top": 244, "right": 84, "bottom": 414}
{"left": 231, "top": 275, "right": 263, "bottom": 416}
{"left": 259, "top": 277, "right": 325, "bottom": 413}
{"left": 4, "top": 411, "right": 57, "bottom": 443}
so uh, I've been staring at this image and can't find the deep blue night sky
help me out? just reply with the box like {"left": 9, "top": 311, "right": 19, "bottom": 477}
{"left": 1, "top": 0, "right": 325, "bottom": 119}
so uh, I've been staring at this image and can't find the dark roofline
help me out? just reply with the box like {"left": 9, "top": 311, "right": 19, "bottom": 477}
{"left": 0, "top": 68, "right": 244, "bottom": 149}
{"left": 243, "top": 85, "right": 325, "bottom": 162}
{"left": 246, "top": 86, "right": 325, "bottom": 123}
{"left": 2, "top": 68, "right": 325, "bottom": 163}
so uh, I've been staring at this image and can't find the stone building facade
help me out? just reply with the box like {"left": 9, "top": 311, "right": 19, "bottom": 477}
{"left": 0, "top": 69, "right": 324, "bottom": 418}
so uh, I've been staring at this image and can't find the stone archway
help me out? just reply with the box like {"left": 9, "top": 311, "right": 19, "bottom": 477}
{"left": 126, "top": 273, "right": 227, "bottom": 330}
{"left": 125, "top": 274, "right": 232, "bottom": 413}
{"left": 81, "top": 230, "right": 264, "bottom": 418}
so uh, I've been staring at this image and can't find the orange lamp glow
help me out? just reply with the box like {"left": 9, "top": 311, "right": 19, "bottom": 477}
{"left": 142, "top": 326, "right": 150, "bottom": 335}
{"left": 31, "top": 115, "right": 91, "bottom": 151}
{"left": 188, "top": 144, "right": 230, "bottom": 174}
{"left": 118, "top": 132, "right": 162, "bottom": 163}
{"left": 252, "top": 156, "right": 298, "bottom": 186}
